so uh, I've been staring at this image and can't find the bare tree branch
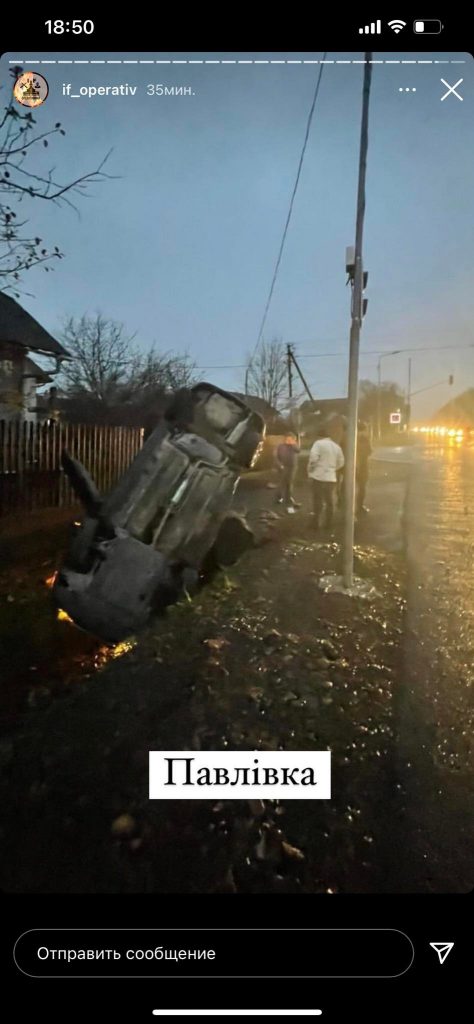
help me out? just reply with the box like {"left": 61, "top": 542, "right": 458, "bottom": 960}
{"left": 0, "top": 67, "right": 115, "bottom": 291}
{"left": 59, "top": 313, "right": 197, "bottom": 421}
{"left": 246, "top": 338, "right": 287, "bottom": 409}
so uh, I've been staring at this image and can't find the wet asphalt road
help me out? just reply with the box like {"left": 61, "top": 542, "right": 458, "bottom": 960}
{"left": 392, "top": 440, "right": 474, "bottom": 892}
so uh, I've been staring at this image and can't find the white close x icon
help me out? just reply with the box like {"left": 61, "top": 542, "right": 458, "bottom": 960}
{"left": 440, "top": 78, "right": 463, "bottom": 101}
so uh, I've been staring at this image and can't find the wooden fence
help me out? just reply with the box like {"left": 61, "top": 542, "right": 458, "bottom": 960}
{"left": 0, "top": 420, "right": 144, "bottom": 517}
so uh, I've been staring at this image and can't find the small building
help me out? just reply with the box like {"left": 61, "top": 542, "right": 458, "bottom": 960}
{"left": 300, "top": 397, "right": 348, "bottom": 419}
{"left": 0, "top": 293, "right": 68, "bottom": 422}
{"left": 299, "top": 397, "right": 348, "bottom": 442}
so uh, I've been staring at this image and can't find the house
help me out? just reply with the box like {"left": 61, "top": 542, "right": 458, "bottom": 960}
{"left": 0, "top": 293, "right": 69, "bottom": 422}
{"left": 300, "top": 397, "right": 349, "bottom": 419}
{"left": 298, "top": 397, "right": 348, "bottom": 441}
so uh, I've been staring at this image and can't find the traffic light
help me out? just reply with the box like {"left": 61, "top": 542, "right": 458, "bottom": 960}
{"left": 448, "top": 374, "right": 454, "bottom": 386}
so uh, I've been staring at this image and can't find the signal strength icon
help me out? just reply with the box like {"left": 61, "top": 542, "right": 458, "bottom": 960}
{"left": 359, "top": 20, "right": 381, "bottom": 34}
{"left": 388, "top": 19, "right": 407, "bottom": 33}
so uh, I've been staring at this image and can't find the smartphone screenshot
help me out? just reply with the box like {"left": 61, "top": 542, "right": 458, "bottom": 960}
{"left": 1, "top": 13, "right": 472, "bottom": 1022}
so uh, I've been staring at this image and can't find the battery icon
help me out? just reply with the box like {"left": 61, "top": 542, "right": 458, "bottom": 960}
{"left": 413, "top": 19, "right": 443, "bottom": 33}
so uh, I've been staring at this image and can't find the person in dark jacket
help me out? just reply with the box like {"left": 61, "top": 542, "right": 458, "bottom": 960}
{"left": 356, "top": 420, "right": 372, "bottom": 514}
{"left": 275, "top": 433, "right": 300, "bottom": 514}
{"left": 337, "top": 417, "right": 371, "bottom": 516}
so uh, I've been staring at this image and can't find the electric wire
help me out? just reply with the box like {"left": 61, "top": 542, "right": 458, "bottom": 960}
{"left": 247, "top": 54, "right": 328, "bottom": 371}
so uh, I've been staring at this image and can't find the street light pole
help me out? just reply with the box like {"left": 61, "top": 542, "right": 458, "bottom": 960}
{"left": 342, "top": 53, "right": 372, "bottom": 589}
{"left": 377, "top": 356, "right": 382, "bottom": 440}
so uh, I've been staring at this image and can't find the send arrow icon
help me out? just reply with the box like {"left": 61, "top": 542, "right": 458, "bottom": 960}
{"left": 430, "top": 942, "right": 454, "bottom": 965}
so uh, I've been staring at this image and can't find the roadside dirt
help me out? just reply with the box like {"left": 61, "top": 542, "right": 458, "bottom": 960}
{"left": 0, "top": 467, "right": 408, "bottom": 894}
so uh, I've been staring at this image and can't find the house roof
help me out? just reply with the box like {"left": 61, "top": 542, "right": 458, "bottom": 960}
{"left": 0, "top": 293, "right": 69, "bottom": 358}
{"left": 300, "top": 397, "right": 348, "bottom": 415}
{"left": 22, "top": 357, "right": 53, "bottom": 383}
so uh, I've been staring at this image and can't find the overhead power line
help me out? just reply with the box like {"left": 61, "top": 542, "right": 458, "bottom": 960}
{"left": 196, "top": 342, "right": 473, "bottom": 372}
{"left": 247, "top": 53, "right": 328, "bottom": 368}
{"left": 298, "top": 343, "right": 474, "bottom": 357}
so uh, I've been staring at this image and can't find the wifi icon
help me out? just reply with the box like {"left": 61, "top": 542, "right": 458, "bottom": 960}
{"left": 388, "top": 19, "right": 407, "bottom": 33}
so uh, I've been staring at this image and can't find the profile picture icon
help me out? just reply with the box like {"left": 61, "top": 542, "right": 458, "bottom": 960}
{"left": 13, "top": 71, "right": 49, "bottom": 108}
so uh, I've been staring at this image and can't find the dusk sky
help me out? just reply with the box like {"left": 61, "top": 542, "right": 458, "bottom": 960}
{"left": 1, "top": 50, "right": 473, "bottom": 419}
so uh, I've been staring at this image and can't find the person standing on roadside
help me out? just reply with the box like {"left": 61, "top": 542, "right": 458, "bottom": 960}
{"left": 333, "top": 415, "right": 347, "bottom": 509}
{"left": 307, "top": 425, "right": 344, "bottom": 530}
{"left": 275, "top": 432, "right": 301, "bottom": 514}
{"left": 356, "top": 420, "right": 372, "bottom": 514}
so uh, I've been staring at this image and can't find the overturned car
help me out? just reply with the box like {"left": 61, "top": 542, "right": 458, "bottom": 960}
{"left": 53, "top": 383, "right": 265, "bottom": 643}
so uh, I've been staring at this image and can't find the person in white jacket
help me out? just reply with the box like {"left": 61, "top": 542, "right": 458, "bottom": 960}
{"left": 307, "top": 429, "right": 345, "bottom": 530}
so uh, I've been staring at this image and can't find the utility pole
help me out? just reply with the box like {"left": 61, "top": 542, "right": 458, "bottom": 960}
{"left": 287, "top": 342, "right": 293, "bottom": 399}
{"left": 289, "top": 347, "right": 314, "bottom": 401}
{"left": 342, "top": 53, "right": 372, "bottom": 589}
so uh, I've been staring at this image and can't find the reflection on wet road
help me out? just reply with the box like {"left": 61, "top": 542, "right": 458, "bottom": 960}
{"left": 395, "top": 442, "right": 474, "bottom": 891}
